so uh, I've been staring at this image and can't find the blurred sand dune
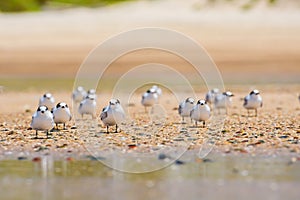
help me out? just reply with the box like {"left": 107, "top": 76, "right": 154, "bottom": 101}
{"left": 0, "top": 0, "right": 299, "bottom": 83}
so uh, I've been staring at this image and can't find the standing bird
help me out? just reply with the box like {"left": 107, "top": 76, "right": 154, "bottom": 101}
{"left": 151, "top": 85, "right": 162, "bottom": 98}
{"left": 100, "top": 99, "right": 125, "bottom": 133}
{"left": 78, "top": 94, "right": 97, "bottom": 118}
{"left": 214, "top": 91, "right": 234, "bottom": 114}
{"left": 243, "top": 89, "right": 263, "bottom": 117}
{"left": 52, "top": 102, "right": 72, "bottom": 129}
{"left": 72, "top": 86, "right": 87, "bottom": 104}
{"left": 178, "top": 97, "right": 195, "bottom": 123}
{"left": 30, "top": 106, "right": 55, "bottom": 138}
{"left": 205, "top": 88, "right": 220, "bottom": 105}
{"left": 190, "top": 100, "right": 211, "bottom": 127}
{"left": 141, "top": 88, "right": 159, "bottom": 112}
{"left": 39, "top": 93, "right": 55, "bottom": 109}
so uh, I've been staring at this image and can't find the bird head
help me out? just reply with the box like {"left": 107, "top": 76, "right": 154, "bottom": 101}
{"left": 197, "top": 100, "right": 207, "bottom": 106}
{"left": 223, "top": 91, "right": 234, "bottom": 97}
{"left": 185, "top": 97, "right": 195, "bottom": 104}
{"left": 109, "top": 99, "right": 120, "bottom": 106}
{"left": 56, "top": 102, "right": 68, "bottom": 109}
{"left": 43, "top": 93, "right": 52, "bottom": 100}
{"left": 37, "top": 106, "right": 48, "bottom": 114}
{"left": 86, "top": 94, "right": 96, "bottom": 101}
{"left": 250, "top": 90, "right": 260, "bottom": 95}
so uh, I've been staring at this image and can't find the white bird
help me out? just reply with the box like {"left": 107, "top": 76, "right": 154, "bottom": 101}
{"left": 30, "top": 105, "right": 55, "bottom": 138}
{"left": 141, "top": 88, "right": 159, "bottom": 112}
{"left": 78, "top": 94, "right": 97, "bottom": 118}
{"left": 205, "top": 88, "right": 220, "bottom": 105}
{"left": 52, "top": 102, "right": 72, "bottom": 129}
{"left": 100, "top": 99, "right": 125, "bottom": 133}
{"left": 190, "top": 100, "right": 211, "bottom": 127}
{"left": 214, "top": 91, "right": 234, "bottom": 114}
{"left": 178, "top": 97, "right": 195, "bottom": 122}
{"left": 72, "top": 86, "right": 87, "bottom": 103}
{"left": 39, "top": 93, "right": 55, "bottom": 109}
{"left": 243, "top": 90, "right": 263, "bottom": 117}
{"left": 151, "top": 85, "right": 162, "bottom": 98}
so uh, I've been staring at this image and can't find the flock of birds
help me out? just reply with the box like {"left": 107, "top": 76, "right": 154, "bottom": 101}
{"left": 30, "top": 84, "right": 267, "bottom": 138}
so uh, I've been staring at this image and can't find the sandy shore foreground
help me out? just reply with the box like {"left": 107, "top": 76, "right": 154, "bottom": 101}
{"left": 0, "top": 85, "right": 299, "bottom": 160}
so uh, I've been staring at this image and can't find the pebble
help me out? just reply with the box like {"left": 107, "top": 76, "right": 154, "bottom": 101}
{"left": 175, "top": 160, "right": 185, "bottom": 165}
{"left": 158, "top": 153, "right": 167, "bottom": 160}
{"left": 32, "top": 157, "right": 41, "bottom": 162}
{"left": 17, "top": 156, "right": 27, "bottom": 160}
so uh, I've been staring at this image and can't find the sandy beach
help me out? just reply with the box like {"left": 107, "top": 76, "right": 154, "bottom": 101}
{"left": 0, "top": 0, "right": 300, "bottom": 199}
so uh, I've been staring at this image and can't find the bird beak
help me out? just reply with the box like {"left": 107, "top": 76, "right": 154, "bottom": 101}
{"left": 41, "top": 111, "right": 44, "bottom": 114}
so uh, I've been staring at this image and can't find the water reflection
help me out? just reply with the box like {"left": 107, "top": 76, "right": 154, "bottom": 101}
{"left": 0, "top": 154, "right": 299, "bottom": 199}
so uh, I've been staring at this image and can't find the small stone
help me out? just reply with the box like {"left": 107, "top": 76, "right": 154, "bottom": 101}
{"left": 25, "top": 109, "right": 31, "bottom": 113}
{"left": 32, "top": 157, "right": 41, "bottom": 162}
{"left": 7, "top": 130, "right": 14, "bottom": 135}
{"left": 202, "top": 158, "right": 213, "bottom": 163}
{"left": 17, "top": 156, "right": 27, "bottom": 160}
{"left": 175, "top": 160, "right": 185, "bottom": 165}
{"left": 279, "top": 135, "right": 288, "bottom": 139}
{"left": 128, "top": 144, "right": 137, "bottom": 149}
{"left": 66, "top": 157, "right": 73, "bottom": 161}
{"left": 158, "top": 153, "right": 167, "bottom": 160}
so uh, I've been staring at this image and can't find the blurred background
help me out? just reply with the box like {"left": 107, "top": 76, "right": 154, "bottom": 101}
{"left": 0, "top": 0, "right": 299, "bottom": 91}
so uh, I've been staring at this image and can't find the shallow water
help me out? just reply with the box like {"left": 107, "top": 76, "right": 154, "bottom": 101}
{"left": 0, "top": 153, "right": 299, "bottom": 200}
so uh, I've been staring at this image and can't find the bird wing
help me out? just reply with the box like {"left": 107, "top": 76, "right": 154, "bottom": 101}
{"left": 205, "top": 93, "right": 210, "bottom": 101}
{"left": 178, "top": 103, "right": 183, "bottom": 115}
{"left": 100, "top": 106, "right": 109, "bottom": 120}
{"left": 100, "top": 111, "right": 107, "bottom": 120}
{"left": 243, "top": 96, "right": 249, "bottom": 106}
{"left": 190, "top": 108, "right": 194, "bottom": 117}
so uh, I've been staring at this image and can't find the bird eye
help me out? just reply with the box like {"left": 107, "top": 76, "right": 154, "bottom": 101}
{"left": 56, "top": 104, "right": 60, "bottom": 108}
{"left": 65, "top": 104, "right": 68, "bottom": 108}
{"left": 43, "top": 94, "right": 46, "bottom": 98}
{"left": 37, "top": 107, "right": 41, "bottom": 111}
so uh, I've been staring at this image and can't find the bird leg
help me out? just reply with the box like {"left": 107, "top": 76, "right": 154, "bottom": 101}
{"left": 255, "top": 109, "right": 257, "bottom": 117}
{"left": 181, "top": 117, "right": 185, "bottom": 124}
{"left": 115, "top": 124, "right": 118, "bottom": 133}
{"left": 63, "top": 123, "right": 66, "bottom": 130}
{"left": 195, "top": 121, "right": 197, "bottom": 127}
{"left": 247, "top": 110, "right": 250, "bottom": 117}
{"left": 46, "top": 130, "right": 49, "bottom": 139}
{"left": 35, "top": 130, "right": 38, "bottom": 139}
{"left": 106, "top": 126, "right": 109, "bottom": 134}
{"left": 203, "top": 121, "right": 206, "bottom": 128}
